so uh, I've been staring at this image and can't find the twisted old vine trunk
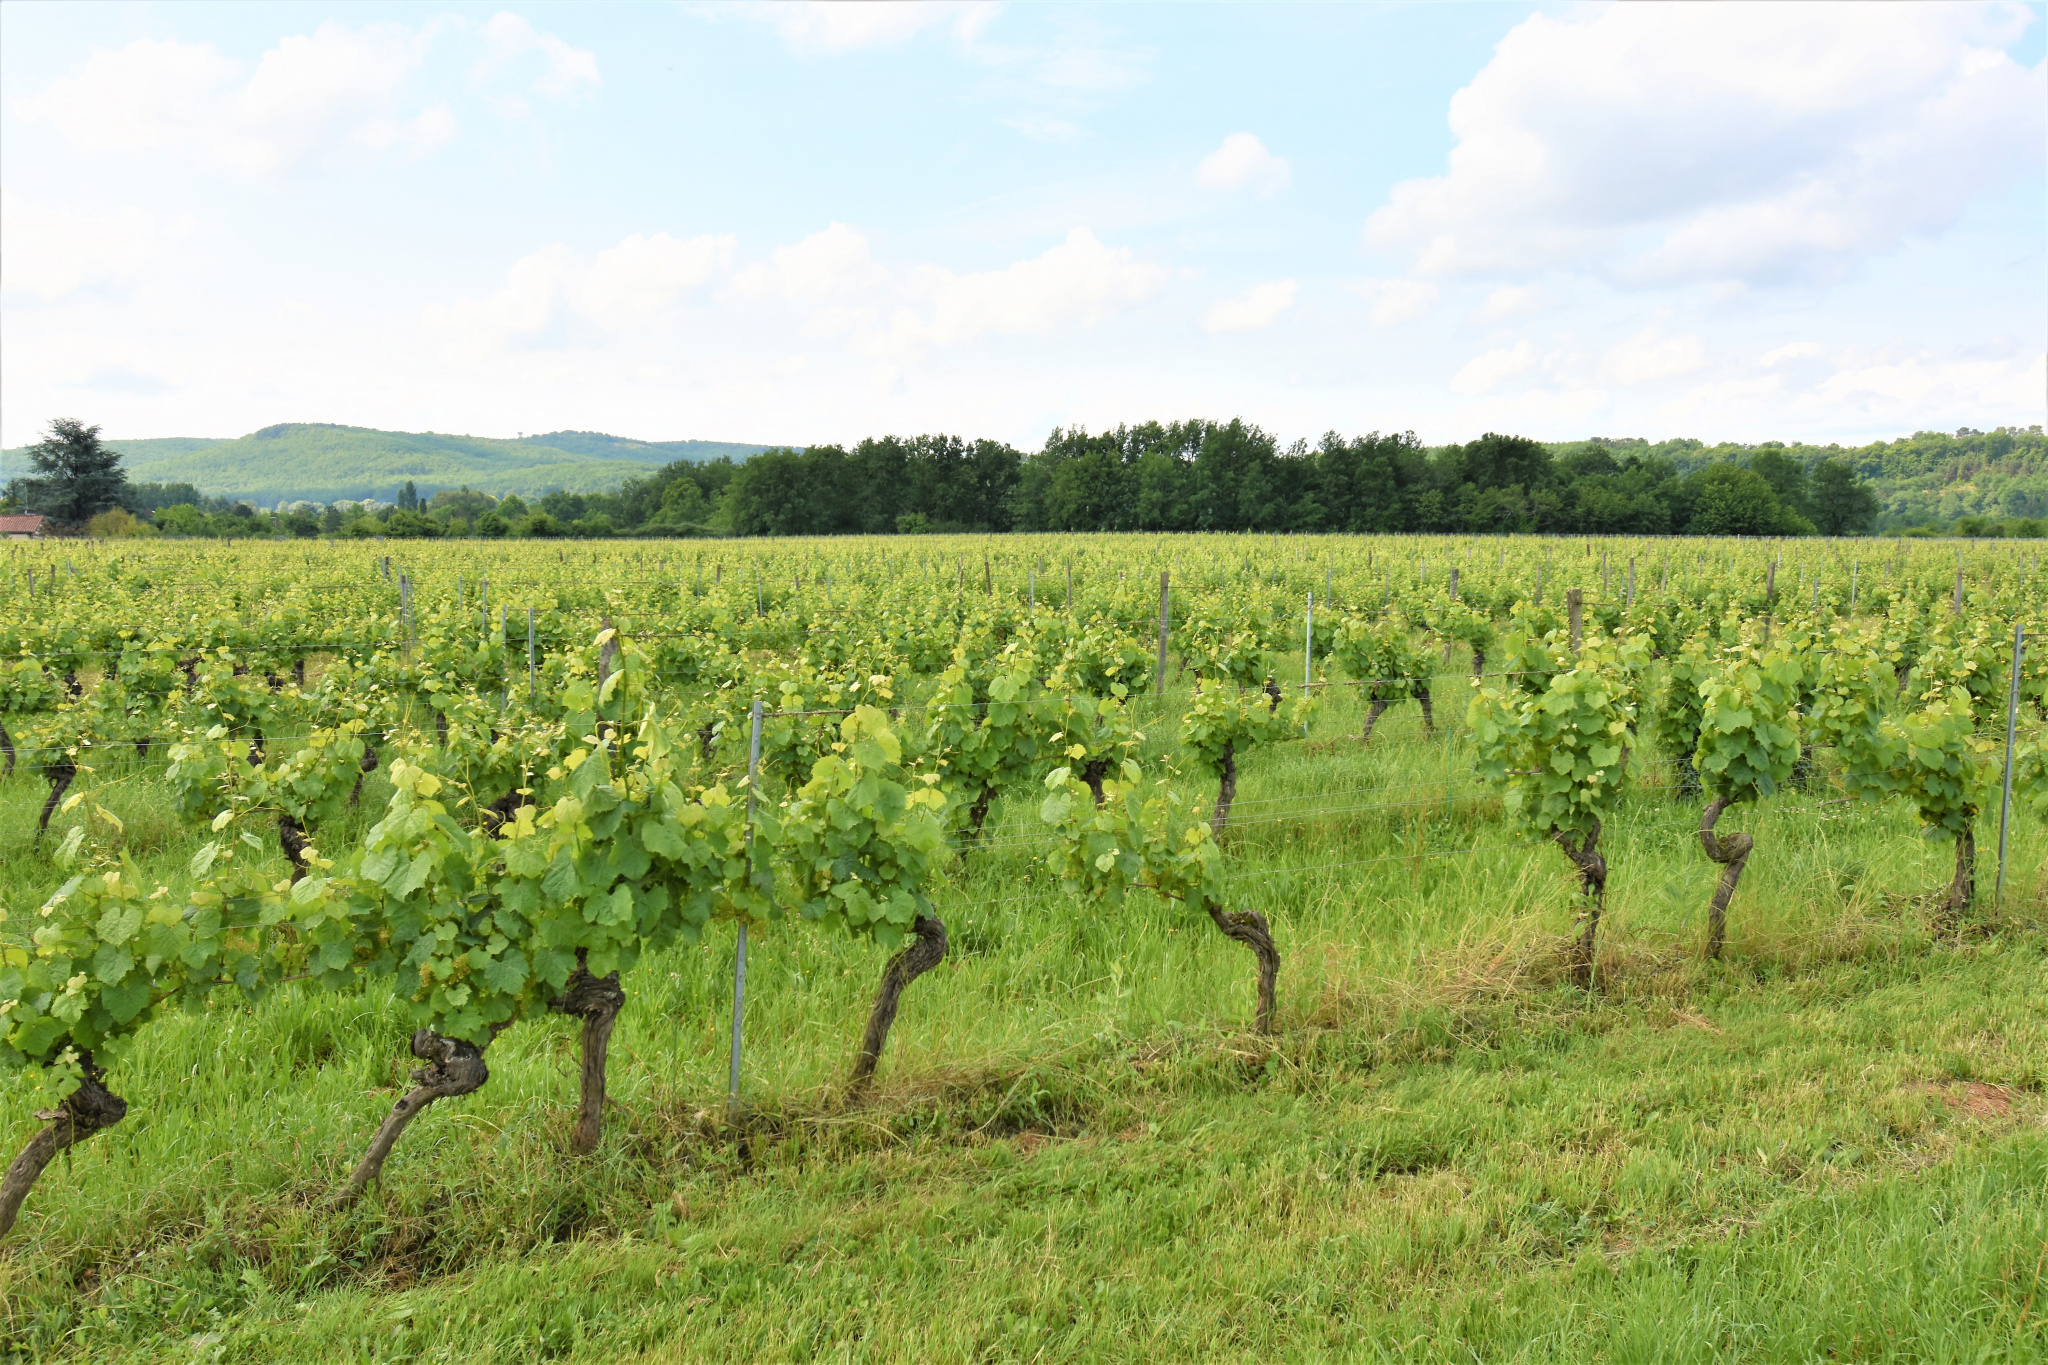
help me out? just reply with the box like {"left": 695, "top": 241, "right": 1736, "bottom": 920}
{"left": 1210, "top": 740, "right": 1239, "bottom": 837}
{"left": 1698, "top": 798, "right": 1754, "bottom": 959}
{"left": 1079, "top": 757, "right": 1112, "bottom": 808}
{"left": 1470, "top": 647, "right": 1487, "bottom": 681}
{"left": 1206, "top": 904, "right": 1279, "bottom": 1034}
{"left": 278, "top": 813, "right": 311, "bottom": 882}
{"left": 0, "top": 1054, "right": 127, "bottom": 1240}
{"left": 850, "top": 915, "right": 948, "bottom": 1094}
{"left": 550, "top": 954, "right": 626, "bottom": 1155}
{"left": 35, "top": 757, "right": 76, "bottom": 850}
{"left": 966, "top": 785, "right": 995, "bottom": 842}
{"left": 1945, "top": 827, "right": 1976, "bottom": 922}
{"left": 348, "top": 739, "right": 379, "bottom": 807}
{"left": 339, "top": 1029, "right": 490, "bottom": 1204}
{"left": 1550, "top": 823, "right": 1607, "bottom": 989}
{"left": 478, "top": 790, "right": 525, "bottom": 838}
{"left": 1360, "top": 698, "right": 1392, "bottom": 745}
{"left": 1415, "top": 679, "right": 1435, "bottom": 737}
{"left": 0, "top": 720, "right": 14, "bottom": 777}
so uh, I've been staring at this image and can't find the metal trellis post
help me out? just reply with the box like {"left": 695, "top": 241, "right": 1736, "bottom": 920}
{"left": 732, "top": 699, "right": 763, "bottom": 1113}
{"left": 1996, "top": 625, "right": 2024, "bottom": 906}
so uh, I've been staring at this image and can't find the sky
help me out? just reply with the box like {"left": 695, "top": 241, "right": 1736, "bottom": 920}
{"left": 1, "top": 0, "right": 2043, "bottom": 453}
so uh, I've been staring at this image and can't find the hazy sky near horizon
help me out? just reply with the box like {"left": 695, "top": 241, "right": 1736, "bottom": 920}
{"left": 1, "top": 1, "right": 2043, "bottom": 453}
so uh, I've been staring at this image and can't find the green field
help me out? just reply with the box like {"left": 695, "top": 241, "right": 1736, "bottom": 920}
{"left": 4, "top": 670, "right": 2043, "bottom": 1363}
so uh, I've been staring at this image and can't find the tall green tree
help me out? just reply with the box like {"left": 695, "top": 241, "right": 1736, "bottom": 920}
{"left": 1809, "top": 458, "right": 1880, "bottom": 534}
{"left": 1748, "top": 447, "right": 1813, "bottom": 520}
{"left": 9, "top": 418, "right": 129, "bottom": 528}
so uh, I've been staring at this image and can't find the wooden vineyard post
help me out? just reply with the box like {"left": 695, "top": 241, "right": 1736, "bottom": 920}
{"left": 527, "top": 608, "right": 536, "bottom": 702}
{"left": 1627, "top": 558, "right": 1635, "bottom": 608}
{"left": 731, "top": 699, "right": 762, "bottom": 1114}
{"left": 1997, "top": 625, "right": 2024, "bottom": 906}
{"left": 1568, "top": 589, "right": 1583, "bottom": 652}
{"left": 1156, "top": 571, "right": 1170, "bottom": 698}
{"left": 1953, "top": 566, "right": 1964, "bottom": 617}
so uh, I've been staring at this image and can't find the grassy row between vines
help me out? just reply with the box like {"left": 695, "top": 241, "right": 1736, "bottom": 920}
{"left": 2, "top": 678, "right": 2044, "bottom": 1362}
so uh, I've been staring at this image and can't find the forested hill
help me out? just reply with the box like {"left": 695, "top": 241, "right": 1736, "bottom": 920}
{"left": 0, "top": 424, "right": 779, "bottom": 505}
{"left": 1558, "top": 428, "right": 2047, "bottom": 527}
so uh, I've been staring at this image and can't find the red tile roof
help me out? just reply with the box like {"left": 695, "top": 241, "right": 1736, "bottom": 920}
{"left": 0, "top": 515, "right": 49, "bottom": 535}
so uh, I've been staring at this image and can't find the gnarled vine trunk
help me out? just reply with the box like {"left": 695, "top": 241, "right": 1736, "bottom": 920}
{"left": 35, "top": 757, "right": 76, "bottom": 849}
{"left": 247, "top": 729, "right": 265, "bottom": 767}
{"left": 435, "top": 710, "right": 449, "bottom": 749}
{"left": 1210, "top": 740, "right": 1239, "bottom": 837}
{"left": 1205, "top": 904, "right": 1278, "bottom": 1034}
{"left": 0, "top": 1054, "right": 126, "bottom": 1240}
{"left": 1360, "top": 698, "right": 1392, "bottom": 745}
{"left": 1414, "top": 680, "right": 1435, "bottom": 737}
{"left": 550, "top": 955, "right": 626, "bottom": 1155}
{"left": 1079, "top": 757, "right": 1111, "bottom": 808}
{"left": 348, "top": 739, "right": 379, "bottom": 807}
{"left": 278, "top": 813, "right": 311, "bottom": 882}
{"left": 292, "top": 659, "right": 306, "bottom": 688}
{"left": 339, "top": 1029, "right": 490, "bottom": 1204}
{"left": 1550, "top": 823, "right": 1607, "bottom": 989}
{"left": 479, "top": 790, "right": 524, "bottom": 837}
{"left": 1470, "top": 647, "right": 1487, "bottom": 681}
{"left": 966, "top": 785, "right": 995, "bottom": 843}
{"left": 1698, "top": 797, "right": 1754, "bottom": 959}
{"left": 849, "top": 914, "right": 948, "bottom": 1094}
{"left": 0, "top": 720, "right": 14, "bottom": 776}
{"left": 1945, "top": 826, "right": 1975, "bottom": 921}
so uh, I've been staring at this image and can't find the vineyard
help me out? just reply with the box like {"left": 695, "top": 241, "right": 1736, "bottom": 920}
{"left": 2, "top": 531, "right": 2045, "bottom": 1361}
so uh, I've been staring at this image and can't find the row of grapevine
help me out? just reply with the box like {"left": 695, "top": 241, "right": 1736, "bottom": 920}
{"left": 3, "top": 533, "right": 2044, "bottom": 1243}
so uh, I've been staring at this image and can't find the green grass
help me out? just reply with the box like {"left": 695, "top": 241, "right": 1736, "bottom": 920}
{"left": 2, "top": 679, "right": 2044, "bottom": 1362}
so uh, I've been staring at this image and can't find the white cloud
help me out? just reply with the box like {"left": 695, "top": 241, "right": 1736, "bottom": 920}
{"left": 429, "top": 232, "right": 736, "bottom": 347}
{"left": 1365, "top": 3, "right": 2045, "bottom": 286}
{"left": 1452, "top": 340, "right": 1538, "bottom": 394}
{"left": 1598, "top": 327, "right": 1708, "bottom": 385}
{"left": 0, "top": 199, "right": 174, "bottom": 300}
{"left": 733, "top": 223, "right": 887, "bottom": 300}
{"left": 473, "top": 12, "right": 602, "bottom": 108}
{"left": 16, "top": 15, "right": 597, "bottom": 175}
{"left": 1204, "top": 279, "right": 1298, "bottom": 333}
{"left": 1196, "top": 133, "right": 1291, "bottom": 196}
{"left": 1477, "top": 285, "right": 1545, "bottom": 325}
{"left": 1454, "top": 385, "right": 1611, "bottom": 432}
{"left": 18, "top": 25, "right": 452, "bottom": 174}
{"left": 720, "top": 2, "right": 999, "bottom": 54}
{"left": 1810, "top": 348, "right": 2046, "bottom": 420}
{"left": 900, "top": 228, "right": 1167, "bottom": 346}
{"left": 1348, "top": 278, "right": 1437, "bottom": 327}
{"left": 1759, "top": 342, "right": 1825, "bottom": 366}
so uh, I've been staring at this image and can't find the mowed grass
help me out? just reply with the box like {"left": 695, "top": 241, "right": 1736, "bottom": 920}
{"left": 1, "top": 676, "right": 2044, "bottom": 1363}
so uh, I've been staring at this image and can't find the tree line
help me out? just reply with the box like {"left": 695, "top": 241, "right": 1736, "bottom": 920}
{"left": 15, "top": 415, "right": 2046, "bottom": 541}
{"left": 646, "top": 422, "right": 1886, "bottom": 538}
